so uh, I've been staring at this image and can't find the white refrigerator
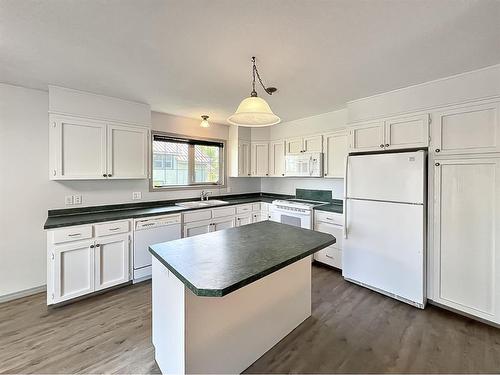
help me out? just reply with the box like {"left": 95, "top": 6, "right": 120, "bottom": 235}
{"left": 343, "top": 150, "right": 426, "bottom": 308}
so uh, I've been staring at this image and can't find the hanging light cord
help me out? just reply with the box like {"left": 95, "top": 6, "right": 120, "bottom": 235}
{"left": 251, "top": 56, "right": 276, "bottom": 97}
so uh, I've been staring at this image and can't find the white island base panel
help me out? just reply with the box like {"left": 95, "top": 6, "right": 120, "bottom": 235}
{"left": 152, "top": 257, "right": 312, "bottom": 374}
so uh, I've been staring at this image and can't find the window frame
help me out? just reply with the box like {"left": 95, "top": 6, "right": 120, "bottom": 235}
{"left": 150, "top": 131, "right": 226, "bottom": 191}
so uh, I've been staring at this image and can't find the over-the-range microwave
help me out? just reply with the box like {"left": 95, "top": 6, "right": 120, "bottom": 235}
{"left": 284, "top": 152, "right": 323, "bottom": 177}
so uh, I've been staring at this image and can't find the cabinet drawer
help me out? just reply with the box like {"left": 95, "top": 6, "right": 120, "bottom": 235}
{"left": 251, "top": 203, "right": 261, "bottom": 211}
{"left": 212, "top": 206, "right": 236, "bottom": 218}
{"left": 236, "top": 204, "right": 253, "bottom": 214}
{"left": 94, "top": 220, "right": 130, "bottom": 237}
{"left": 315, "top": 210, "right": 343, "bottom": 226}
{"left": 183, "top": 209, "right": 212, "bottom": 223}
{"left": 314, "top": 247, "right": 342, "bottom": 269}
{"left": 51, "top": 225, "right": 93, "bottom": 244}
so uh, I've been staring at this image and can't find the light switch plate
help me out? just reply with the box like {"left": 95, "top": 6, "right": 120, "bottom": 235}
{"left": 73, "top": 195, "right": 82, "bottom": 205}
{"left": 132, "top": 192, "right": 142, "bottom": 200}
{"left": 65, "top": 196, "right": 73, "bottom": 205}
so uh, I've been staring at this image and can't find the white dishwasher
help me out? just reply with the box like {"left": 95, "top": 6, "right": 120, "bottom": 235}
{"left": 133, "top": 213, "right": 181, "bottom": 282}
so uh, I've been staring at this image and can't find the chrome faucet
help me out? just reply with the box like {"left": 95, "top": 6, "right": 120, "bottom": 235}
{"left": 200, "top": 190, "right": 212, "bottom": 201}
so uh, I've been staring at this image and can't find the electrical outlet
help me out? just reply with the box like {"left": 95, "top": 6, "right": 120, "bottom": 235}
{"left": 132, "top": 192, "right": 142, "bottom": 200}
{"left": 73, "top": 195, "right": 82, "bottom": 205}
{"left": 65, "top": 196, "right": 74, "bottom": 205}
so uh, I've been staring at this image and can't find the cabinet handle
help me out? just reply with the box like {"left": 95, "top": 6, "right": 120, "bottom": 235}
{"left": 379, "top": 144, "right": 384, "bottom": 148}
{"left": 385, "top": 144, "right": 389, "bottom": 147}
{"left": 68, "top": 233, "right": 81, "bottom": 237}
{"left": 325, "top": 254, "right": 334, "bottom": 259}
{"left": 435, "top": 149, "right": 441, "bottom": 153}
{"left": 103, "top": 174, "right": 107, "bottom": 177}
{"left": 266, "top": 173, "right": 268, "bottom": 176}
{"left": 282, "top": 173, "right": 285, "bottom": 176}
{"left": 109, "top": 227, "right": 120, "bottom": 231}
{"left": 435, "top": 162, "right": 440, "bottom": 167}
{"left": 247, "top": 174, "right": 250, "bottom": 176}
{"left": 96, "top": 244, "right": 100, "bottom": 247}
{"left": 90, "top": 244, "right": 95, "bottom": 248}
{"left": 324, "top": 173, "right": 328, "bottom": 176}
{"left": 107, "top": 174, "right": 112, "bottom": 177}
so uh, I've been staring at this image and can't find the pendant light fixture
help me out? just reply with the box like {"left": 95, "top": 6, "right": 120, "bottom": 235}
{"left": 227, "top": 56, "right": 280, "bottom": 127}
{"left": 200, "top": 115, "right": 210, "bottom": 128}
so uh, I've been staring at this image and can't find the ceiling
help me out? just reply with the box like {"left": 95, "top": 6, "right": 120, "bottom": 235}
{"left": 1, "top": 0, "right": 500, "bottom": 124}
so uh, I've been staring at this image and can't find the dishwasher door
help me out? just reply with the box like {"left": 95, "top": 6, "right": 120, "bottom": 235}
{"left": 133, "top": 223, "right": 181, "bottom": 281}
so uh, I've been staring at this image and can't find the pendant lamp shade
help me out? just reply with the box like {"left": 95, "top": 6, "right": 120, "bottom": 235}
{"left": 227, "top": 96, "right": 281, "bottom": 127}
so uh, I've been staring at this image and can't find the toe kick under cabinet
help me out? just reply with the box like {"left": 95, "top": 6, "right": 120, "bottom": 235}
{"left": 313, "top": 211, "right": 343, "bottom": 269}
{"left": 46, "top": 220, "right": 132, "bottom": 305}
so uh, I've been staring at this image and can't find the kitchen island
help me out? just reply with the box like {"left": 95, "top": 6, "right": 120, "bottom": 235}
{"left": 149, "top": 221, "right": 335, "bottom": 374}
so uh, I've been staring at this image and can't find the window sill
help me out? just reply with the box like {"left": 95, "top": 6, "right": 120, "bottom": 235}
{"left": 150, "top": 184, "right": 227, "bottom": 192}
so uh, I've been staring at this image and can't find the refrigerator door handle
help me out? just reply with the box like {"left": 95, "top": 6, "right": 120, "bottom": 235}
{"left": 344, "top": 155, "right": 349, "bottom": 239}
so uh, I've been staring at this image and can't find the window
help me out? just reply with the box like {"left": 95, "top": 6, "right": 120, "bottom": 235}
{"left": 152, "top": 133, "right": 224, "bottom": 189}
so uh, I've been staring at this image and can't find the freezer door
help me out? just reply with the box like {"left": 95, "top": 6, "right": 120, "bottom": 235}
{"left": 343, "top": 199, "right": 425, "bottom": 306}
{"left": 346, "top": 151, "right": 425, "bottom": 204}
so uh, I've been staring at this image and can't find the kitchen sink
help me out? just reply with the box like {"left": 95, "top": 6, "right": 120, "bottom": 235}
{"left": 176, "top": 199, "right": 229, "bottom": 208}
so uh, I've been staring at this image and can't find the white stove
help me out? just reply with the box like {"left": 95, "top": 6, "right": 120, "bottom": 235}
{"left": 270, "top": 199, "right": 328, "bottom": 229}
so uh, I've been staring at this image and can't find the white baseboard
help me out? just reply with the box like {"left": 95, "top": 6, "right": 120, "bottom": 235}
{"left": 0, "top": 285, "right": 46, "bottom": 304}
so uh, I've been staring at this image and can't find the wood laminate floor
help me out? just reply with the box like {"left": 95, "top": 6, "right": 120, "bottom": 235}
{"left": 1, "top": 264, "right": 500, "bottom": 374}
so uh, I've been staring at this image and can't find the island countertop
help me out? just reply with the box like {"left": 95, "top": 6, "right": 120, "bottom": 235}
{"left": 149, "top": 221, "right": 336, "bottom": 297}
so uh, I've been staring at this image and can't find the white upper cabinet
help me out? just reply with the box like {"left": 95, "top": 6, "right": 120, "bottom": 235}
{"left": 303, "top": 135, "right": 323, "bottom": 153}
{"left": 286, "top": 135, "right": 322, "bottom": 154}
{"left": 431, "top": 157, "right": 500, "bottom": 323}
{"left": 323, "top": 131, "right": 348, "bottom": 178}
{"left": 432, "top": 101, "right": 500, "bottom": 155}
{"left": 251, "top": 142, "right": 269, "bottom": 177}
{"left": 50, "top": 114, "right": 149, "bottom": 180}
{"left": 237, "top": 140, "right": 251, "bottom": 177}
{"left": 107, "top": 124, "right": 148, "bottom": 179}
{"left": 349, "top": 114, "right": 429, "bottom": 152}
{"left": 384, "top": 114, "right": 429, "bottom": 150}
{"left": 50, "top": 116, "right": 107, "bottom": 179}
{"left": 285, "top": 137, "right": 303, "bottom": 154}
{"left": 269, "top": 140, "right": 285, "bottom": 177}
{"left": 349, "top": 121, "right": 385, "bottom": 152}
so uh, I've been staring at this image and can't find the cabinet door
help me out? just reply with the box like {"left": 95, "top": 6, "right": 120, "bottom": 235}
{"left": 183, "top": 220, "right": 212, "bottom": 237}
{"left": 349, "top": 121, "right": 384, "bottom": 152}
{"left": 286, "top": 137, "right": 304, "bottom": 154}
{"left": 432, "top": 157, "right": 500, "bottom": 323}
{"left": 303, "top": 135, "right": 323, "bottom": 153}
{"left": 50, "top": 116, "right": 107, "bottom": 179}
{"left": 51, "top": 240, "right": 95, "bottom": 303}
{"left": 269, "top": 140, "right": 285, "bottom": 177}
{"left": 238, "top": 140, "right": 251, "bottom": 177}
{"left": 252, "top": 212, "right": 265, "bottom": 223}
{"left": 313, "top": 222, "right": 343, "bottom": 268}
{"left": 323, "top": 131, "right": 348, "bottom": 178}
{"left": 212, "top": 216, "right": 236, "bottom": 231}
{"left": 251, "top": 142, "right": 269, "bottom": 177}
{"left": 94, "top": 234, "right": 130, "bottom": 291}
{"left": 236, "top": 214, "right": 252, "bottom": 226}
{"left": 384, "top": 114, "right": 429, "bottom": 150}
{"left": 107, "top": 124, "right": 148, "bottom": 179}
{"left": 432, "top": 102, "right": 500, "bottom": 155}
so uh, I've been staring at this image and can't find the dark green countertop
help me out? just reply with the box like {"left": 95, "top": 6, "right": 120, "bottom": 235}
{"left": 149, "top": 221, "right": 336, "bottom": 297}
{"left": 43, "top": 193, "right": 291, "bottom": 229}
{"left": 314, "top": 200, "right": 343, "bottom": 214}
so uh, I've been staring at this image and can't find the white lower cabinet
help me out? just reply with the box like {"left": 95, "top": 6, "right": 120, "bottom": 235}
{"left": 313, "top": 211, "right": 344, "bottom": 269}
{"left": 94, "top": 234, "right": 130, "bottom": 291}
{"left": 212, "top": 216, "right": 236, "bottom": 231}
{"left": 47, "top": 220, "right": 132, "bottom": 305}
{"left": 52, "top": 239, "right": 95, "bottom": 304}
{"left": 236, "top": 213, "right": 252, "bottom": 226}
{"left": 183, "top": 219, "right": 212, "bottom": 237}
{"left": 431, "top": 156, "right": 500, "bottom": 323}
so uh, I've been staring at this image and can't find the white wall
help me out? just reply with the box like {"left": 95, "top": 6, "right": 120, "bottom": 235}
{"left": 0, "top": 83, "right": 260, "bottom": 298}
{"left": 261, "top": 108, "right": 347, "bottom": 199}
